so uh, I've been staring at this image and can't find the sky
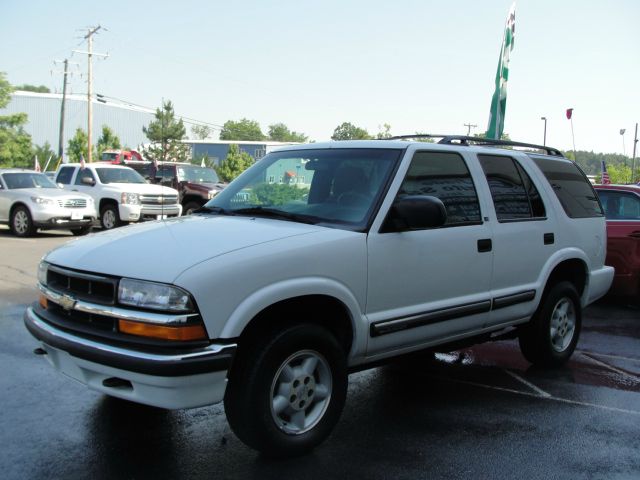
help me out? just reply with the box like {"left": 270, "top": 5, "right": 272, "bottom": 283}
{"left": 2, "top": 0, "right": 639, "bottom": 154}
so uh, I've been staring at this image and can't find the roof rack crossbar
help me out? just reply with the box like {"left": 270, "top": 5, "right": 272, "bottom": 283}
{"left": 385, "top": 134, "right": 564, "bottom": 157}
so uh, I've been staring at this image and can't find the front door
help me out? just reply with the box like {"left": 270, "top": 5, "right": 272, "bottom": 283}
{"left": 366, "top": 149, "right": 494, "bottom": 357}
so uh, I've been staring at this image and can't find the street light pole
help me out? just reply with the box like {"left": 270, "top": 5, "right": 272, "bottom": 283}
{"left": 541, "top": 117, "right": 547, "bottom": 146}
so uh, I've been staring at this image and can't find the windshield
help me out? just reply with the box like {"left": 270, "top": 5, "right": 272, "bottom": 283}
{"left": 206, "top": 148, "right": 402, "bottom": 229}
{"left": 177, "top": 165, "right": 220, "bottom": 183}
{"left": 2, "top": 172, "right": 58, "bottom": 189}
{"left": 95, "top": 167, "right": 146, "bottom": 184}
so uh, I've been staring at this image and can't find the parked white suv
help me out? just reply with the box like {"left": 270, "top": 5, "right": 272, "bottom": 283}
{"left": 0, "top": 169, "right": 96, "bottom": 236}
{"left": 54, "top": 163, "right": 182, "bottom": 229}
{"left": 26, "top": 137, "right": 613, "bottom": 456}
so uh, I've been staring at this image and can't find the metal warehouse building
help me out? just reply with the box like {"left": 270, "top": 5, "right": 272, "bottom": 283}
{"left": 5, "top": 92, "right": 301, "bottom": 164}
{"left": 6, "top": 91, "right": 155, "bottom": 153}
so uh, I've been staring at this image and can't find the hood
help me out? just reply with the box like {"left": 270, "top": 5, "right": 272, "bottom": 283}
{"left": 44, "top": 215, "right": 324, "bottom": 283}
{"left": 18, "top": 188, "right": 93, "bottom": 200}
{"left": 105, "top": 183, "right": 178, "bottom": 195}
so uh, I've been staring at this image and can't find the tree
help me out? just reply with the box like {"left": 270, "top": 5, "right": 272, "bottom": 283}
{"left": 143, "top": 100, "right": 190, "bottom": 162}
{"left": 412, "top": 132, "right": 435, "bottom": 143}
{"left": 603, "top": 163, "right": 632, "bottom": 184}
{"left": 14, "top": 84, "right": 50, "bottom": 93}
{"left": 268, "top": 123, "right": 308, "bottom": 143}
{"left": 96, "top": 125, "right": 121, "bottom": 157}
{"left": 376, "top": 123, "right": 392, "bottom": 139}
{"left": 67, "top": 128, "right": 91, "bottom": 162}
{"left": 215, "top": 144, "right": 254, "bottom": 182}
{"left": 331, "top": 122, "right": 372, "bottom": 141}
{"left": 0, "top": 72, "right": 33, "bottom": 167}
{"left": 220, "top": 118, "right": 265, "bottom": 141}
{"left": 191, "top": 124, "right": 213, "bottom": 140}
{"left": 33, "top": 142, "right": 57, "bottom": 170}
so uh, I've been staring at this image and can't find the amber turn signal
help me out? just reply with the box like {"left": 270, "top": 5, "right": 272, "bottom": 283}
{"left": 39, "top": 295, "right": 48, "bottom": 309}
{"left": 118, "top": 319, "right": 207, "bottom": 341}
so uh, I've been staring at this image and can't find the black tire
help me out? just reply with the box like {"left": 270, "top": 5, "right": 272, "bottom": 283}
{"left": 100, "top": 204, "right": 122, "bottom": 230}
{"left": 519, "top": 281, "right": 581, "bottom": 368}
{"left": 183, "top": 201, "right": 201, "bottom": 215}
{"left": 10, "top": 205, "right": 36, "bottom": 237}
{"left": 71, "top": 226, "right": 92, "bottom": 236}
{"left": 224, "top": 323, "right": 348, "bottom": 457}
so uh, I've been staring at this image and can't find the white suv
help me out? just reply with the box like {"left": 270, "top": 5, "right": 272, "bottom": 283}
{"left": 54, "top": 163, "right": 182, "bottom": 229}
{"left": 26, "top": 137, "right": 613, "bottom": 456}
{"left": 0, "top": 169, "right": 96, "bottom": 236}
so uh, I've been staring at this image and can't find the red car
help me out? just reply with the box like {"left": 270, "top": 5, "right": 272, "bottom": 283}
{"left": 594, "top": 184, "right": 640, "bottom": 298}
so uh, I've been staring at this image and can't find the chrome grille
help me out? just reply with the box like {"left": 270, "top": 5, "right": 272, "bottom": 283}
{"left": 57, "top": 198, "right": 88, "bottom": 208}
{"left": 46, "top": 265, "right": 117, "bottom": 305}
{"left": 140, "top": 194, "right": 178, "bottom": 205}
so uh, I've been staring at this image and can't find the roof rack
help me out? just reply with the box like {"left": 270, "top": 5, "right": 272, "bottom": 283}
{"left": 386, "top": 134, "right": 564, "bottom": 157}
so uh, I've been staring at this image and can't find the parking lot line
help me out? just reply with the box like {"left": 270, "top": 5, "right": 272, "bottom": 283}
{"left": 427, "top": 374, "right": 640, "bottom": 417}
{"left": 579, "top": 353, "right": 640, "bottom": 380}
{"left": 502, "top": 369, "right": 551, "bottom": 397}
{"left": 577, "top": 350, "right": 640, "bottom": 365}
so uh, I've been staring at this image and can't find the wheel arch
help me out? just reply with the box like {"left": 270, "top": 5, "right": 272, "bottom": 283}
{"left": 99, "top": 197, "right": 118, "bottom": 212}
{"left": 9, "top": 201, "right": 31, "bottom": 218}
{"left": 542, "top": 256, "right": 588, "bottom": 303}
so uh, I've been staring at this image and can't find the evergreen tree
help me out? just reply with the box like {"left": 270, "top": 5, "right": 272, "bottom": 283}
{"left": 143, "top": 100, "right": 189, "bottom": 162}
{"left": 215, "top": 144, "right": 254, "bottom": 182}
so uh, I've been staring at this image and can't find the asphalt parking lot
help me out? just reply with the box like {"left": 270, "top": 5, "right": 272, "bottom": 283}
{"left": 1, "top": 227, "right": 639, "bottom": 480}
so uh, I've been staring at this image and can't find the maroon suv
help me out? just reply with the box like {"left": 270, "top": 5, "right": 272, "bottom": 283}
{"left": 131, "top": 162, "right": 226, "bottom": 215}
{"left": 594, "top": 184, "right": 640, "bottom": 298}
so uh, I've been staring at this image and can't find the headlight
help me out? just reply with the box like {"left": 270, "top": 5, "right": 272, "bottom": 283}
{"left": 207, "top": 190, "right": 218, "bottom": 199}
{"left": 31, "top": 196, "right": 56, "bottom": 206}
{"left": 118, "top": 278, "right": 194, "bottom": 312}
{"left": 37, "top": 261, "right": 48, "bottom": 285}
{"left": 121, "top": 192, "right": 140, "bottom": 205}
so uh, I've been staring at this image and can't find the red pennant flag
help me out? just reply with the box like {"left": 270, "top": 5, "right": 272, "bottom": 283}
{"left": 566, "top": 108, "right": 573, "bottom": 120}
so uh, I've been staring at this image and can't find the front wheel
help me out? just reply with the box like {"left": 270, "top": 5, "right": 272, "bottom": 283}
{"left": 71, "top": 225, "right": 92, "bottom": 236}
{"left": 100, "top": 204, "right": 122, "bottom": 230}
{"left": 224, "top": 324, "right": 347, "bottom": 457}
{"left": 183, "top": 201, "right": 201, "bottom": 215}
{"left": 519, "top": 281, "right": 581, "bottom": 367}
{"left": 10, "top": 206, "right": 36, "bottom": 237}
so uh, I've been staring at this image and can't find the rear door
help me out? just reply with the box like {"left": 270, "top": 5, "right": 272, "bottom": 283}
{"left": 366, "top": 147, "right": 494, "bottom": 357}
{"left": 477, "top": 153, "right": 553, "bottom": 328}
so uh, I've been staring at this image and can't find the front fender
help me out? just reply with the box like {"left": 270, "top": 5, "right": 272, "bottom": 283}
{"left": 219, "top": 277, "right": 367, "bottom": 358}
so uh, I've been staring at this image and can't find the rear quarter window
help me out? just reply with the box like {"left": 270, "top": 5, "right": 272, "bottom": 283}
{"left": 531, "top": 156, "right": 603, "bottom": 218}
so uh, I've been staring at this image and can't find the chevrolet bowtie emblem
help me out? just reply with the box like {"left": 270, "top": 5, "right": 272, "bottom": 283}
{"left": 58, "top": 294, "right": 77, "bottom": 311}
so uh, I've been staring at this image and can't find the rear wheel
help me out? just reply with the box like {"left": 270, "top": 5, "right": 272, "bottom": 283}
{"left": 100, "top": 204, "right": 122, "bottom": 230}
{"left": 10, "top": 206, "right": 36, "bottom": 237}
{"left": 224, "top": 323, "right": 347, "bottom": 457}
{"left": 519, "top": 281, "right": 581, "bottom": 367}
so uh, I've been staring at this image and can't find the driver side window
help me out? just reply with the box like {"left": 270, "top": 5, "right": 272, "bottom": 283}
{"left": 75, "top": 168, "right": 95, "bottom": 185}
{"left": 397, "top": 151, "right": 482, "bottom": 226}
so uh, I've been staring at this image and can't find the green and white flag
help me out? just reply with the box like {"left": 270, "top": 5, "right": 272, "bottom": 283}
{"left": 486, "top": 3, "right": 516, "bottom": 140}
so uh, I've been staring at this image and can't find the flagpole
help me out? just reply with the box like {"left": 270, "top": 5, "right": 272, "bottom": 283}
{"left": 570, "top": 117, "right": 576, "bottom": 162}
{"left": 43, "top": 155, "right": 53, "bottom": 172}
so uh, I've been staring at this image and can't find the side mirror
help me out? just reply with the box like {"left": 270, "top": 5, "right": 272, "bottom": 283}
{"left": 81, "top": 177, "right": 96, "bottom": 186}
{"left": 382, "top": 195, "right": 447, "bottom": 232}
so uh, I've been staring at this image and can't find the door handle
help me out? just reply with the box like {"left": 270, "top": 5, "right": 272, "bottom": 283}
{"left": 477, "top": 239, "right": 492, "bottom": 253}
{"left": 628, "top": 231, "right": 640, "bottom": 238}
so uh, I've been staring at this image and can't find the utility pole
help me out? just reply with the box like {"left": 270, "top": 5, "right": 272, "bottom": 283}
{"left": 464, "top": 123, "right": 477, "bottom": 136}
{"left": 632, "top": 123, "right": 638, "bottom": 183}
{"left": 53, "top": 59, "right": 78, "bottom": 161}
{"left": 73, "top": 26, "right": 108, "bottom": 163}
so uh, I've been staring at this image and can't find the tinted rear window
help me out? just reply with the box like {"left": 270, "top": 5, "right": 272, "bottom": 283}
{"left": 531, "top": 157, "right": 603, "bottom": 218}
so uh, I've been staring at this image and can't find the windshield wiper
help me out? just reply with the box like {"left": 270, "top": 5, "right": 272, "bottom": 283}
{"left": 231, "top": 206, "right": 318, "bottom": 224}
{"left": 194, "top": 205, "right": 231, "bottom": 215}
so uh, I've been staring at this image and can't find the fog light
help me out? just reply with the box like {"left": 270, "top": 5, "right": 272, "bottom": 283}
{"left": 118, "top": 319, "right": 207, "bottom": 341}
{"left": 39, "top": 295, "right": 48, "bottom": 309}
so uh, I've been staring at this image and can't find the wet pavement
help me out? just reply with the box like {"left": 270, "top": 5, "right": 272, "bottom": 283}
{"left": 1, "top": 230, "right": 639, "bottom": 479}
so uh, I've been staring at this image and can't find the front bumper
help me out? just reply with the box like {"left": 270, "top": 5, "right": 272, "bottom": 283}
{"left": 31, "top": 205, "right": 97, "bottom": 228}
{"left": 24, "top": 306, "right": 236, "bottom": 409}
